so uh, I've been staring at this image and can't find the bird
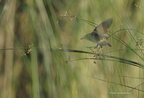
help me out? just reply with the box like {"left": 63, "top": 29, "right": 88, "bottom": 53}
{"left": 81, "top": 18, "right": 113, "bottom": 48}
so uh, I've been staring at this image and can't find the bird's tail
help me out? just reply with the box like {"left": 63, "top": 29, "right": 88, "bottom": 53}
{"left": 107, "top": 43, "right": 112, "bottom": 47}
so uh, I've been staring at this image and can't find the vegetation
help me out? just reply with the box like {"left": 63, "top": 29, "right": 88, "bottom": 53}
{"left": 0, "top": 0, "right": 144, "bottom": 98}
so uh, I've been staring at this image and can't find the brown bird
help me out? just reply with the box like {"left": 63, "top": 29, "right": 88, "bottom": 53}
{"left": 81, "top": 18, "right": 113, "bottom": 48}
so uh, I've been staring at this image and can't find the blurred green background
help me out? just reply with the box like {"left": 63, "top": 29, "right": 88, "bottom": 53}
{"left": 0, "top": 0, "right": 144, "bottom": 98}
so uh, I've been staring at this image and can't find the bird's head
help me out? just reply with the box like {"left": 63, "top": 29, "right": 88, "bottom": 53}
{"left": 81, "top": 33, "right": 93, "bottom": 41}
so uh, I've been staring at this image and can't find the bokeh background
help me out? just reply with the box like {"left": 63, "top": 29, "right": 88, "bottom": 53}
{"left": 0, "top": 0, "right": 144, "bottom": 98}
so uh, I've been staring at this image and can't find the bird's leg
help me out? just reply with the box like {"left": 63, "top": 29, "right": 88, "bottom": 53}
{"left": 93, "top": 45, "right": 104, "bottom": 58}
{"left": 92, "top": 45, "right": 100, "bottom": 58}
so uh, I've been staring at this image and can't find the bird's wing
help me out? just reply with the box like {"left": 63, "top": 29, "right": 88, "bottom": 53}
{"left": 92, "top": 30, "right": 108, "bottom": 40}
{"left": 93, "top": 18, "right": 113, "bottom": 34}
{"left": 91, "top": 30, "right": 108, "bottom": 42}
{"left": 91, "top": 31, "right": 101, "bottom": 42}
